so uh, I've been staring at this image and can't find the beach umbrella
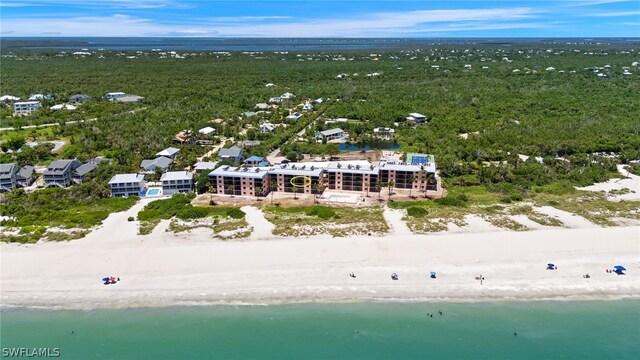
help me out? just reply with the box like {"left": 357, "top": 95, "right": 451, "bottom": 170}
{"left": 614, "top": 265, "right": 626, "bottom": 271}
{"left": 547, "top": 263, "right": 555, "bottom": 268}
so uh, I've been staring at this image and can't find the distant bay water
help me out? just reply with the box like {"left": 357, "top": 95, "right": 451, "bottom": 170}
{"left": 1, "top": 37, "right": 639, "bottom": 51}
{"left": 2, "top": 300, "right": 639, "bottom": 359}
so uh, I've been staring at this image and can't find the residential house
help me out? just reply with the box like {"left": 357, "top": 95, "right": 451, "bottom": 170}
{"left": 28, "top": 94, "right": 51, "bottom": 101}
{"left": 314, "top": 98, "right": 323, "bottom": 104}
{"left": 259, "top": 122, "right": 276, "bottom": 133}
{"left": 286, "top": 112, "right": 303, "bottom": 121}
{"left": 72, "top": 163, "right": 98, "bottom": 184}
{"left": 208, "top": 165, "right": 270, "bottom": 197}
{"left": 268, "top": 97, "right": 282, "bottom": 103}
{"left": 373, "top": 127, "right": 395, "bottom": 140}
{"left": 174, "top": 130, "right": 194, "bottom": 144}
{"left": 14, "top": 101, "right": 41, "bottom": 115}
{"left": 405, "top": 113, "right": 429, "bottom": 123}
{"left": 242, "top": 111, "right": 258, "bottom": 118}
{"left": 43, "top": 159, "right": 82, "bottom": 188}
{"left": 114, "top": 95, "right": 144, "bottom": 103}
{"left": 16, "top": 165, "right": 36, "bottom": 187}
{"left": 0, "top": 95, "right": 20, "bottom": 103}
{"left": 316, "top": 128, "right": 345, "bottom": 141}
{"left": 218, "top": 146, "right": 244, "bottom": 163}
{"left": 156, "top": 147, "right": 180, "bottom": 159}
{"left": 255, "top": 103, "right": 270, "bottom": 111}
{"left": 198, "top": 127, "right": 215, "bottom": 136}
{"left": 0, "top": 163, "right": 18, "bottom": 192}
{"left": 280, "top": 92, "right": 294, "bottom": 99}
{"left": 244, "top": 156, "right": 265, "bottom": 167}
{"left": 161, "top": 171, "right": 194, "bottom": 195}
{"left": 104, "top": 92, "right": 127, "bottom": 100}
{"left": 237, "top": 140, "right": 261, "bottom": 148}
{"left": 69, "top": 94, "right": 91, "bottom": 103}
{"left": 140, "top": 157, "right": 173, "bottom": 174}
{"left": 193, "top": 161, "right": 219, "bottom": 174}
{"left": 109, "top": 173, "right": 146, "bottom": 197}
{"left": 50, "top": 104, "right": 77, "bottom": 111}
{"left": 302, "top": 101, "right": 313, "bottom": 111}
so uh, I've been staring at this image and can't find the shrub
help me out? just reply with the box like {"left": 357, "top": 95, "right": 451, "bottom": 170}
{"left": 434, "top": 194, "right": 469, "bottom": 207}
{"left": 510, "top": 193, "right": 523, "bottom": 202}
{"left": 406, "top": 206, "right": 427, "bottom": 217}
{"left": 176, "top": 205, "right": 210, "bottom": 220}
{"left": 127, "top": 216, "right": 134, "bottom": 222}
{"left": 304, "top": 206, "right": 337, "bottom": 219}
{"left": 226, "top": 208, "right": 245, "bottom": 219}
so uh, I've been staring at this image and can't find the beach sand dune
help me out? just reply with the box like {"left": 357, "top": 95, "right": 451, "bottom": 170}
{"left": 2, "top": 215, "right": 638, "bottom": 308}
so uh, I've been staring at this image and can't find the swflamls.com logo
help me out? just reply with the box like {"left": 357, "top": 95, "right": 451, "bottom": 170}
{"left": 2, "top": 348, "right": 60, "bottom": 358}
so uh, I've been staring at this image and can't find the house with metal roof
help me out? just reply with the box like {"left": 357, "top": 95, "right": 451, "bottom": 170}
{"left": 109, "top": 173, "right": 146, "bottom": 197}
{"left": 44, "top": 159, "right": 82, "bottom": 188}
{"left": 140, "top": 156, "right": 173, "bottom": 174}
{"left": 0, "top": 163, "right": 18, "bottom": 192}
{"left": 286, "top": 112, "right": 303, "bottom": 121}
{"left": 161, "top": 171, "right": 193, "bottom": 195}
{"left": 72, "top": 163, "right": 98, "bottom": 184}
{"left": 316, "top": 128, "right": 345, "bottom": 141}
{"left": 218, "top": 146, "right": 244, "bottom": 163}
{"left": 244, "top": 156, "right": 265, "bottom": 167}
{"left": 193, "top": 161, "right": 219, "bottom": 174}
{"left": 69, "top": 94, "right": 91, "bottom": 103}
{"left": 156, "top": 147, "right": 180, "bottom": 159}
{"left": 16, "top": 165, "right": 36, "bottom": 187}
{"left": 405, "top": 113, "right": 429, "bottom": 123}
{"left": 198, "top": 127, "right": 216, "bottom": 136}
{"left": 259, "top": 122, "right": 276, "bottom": 133}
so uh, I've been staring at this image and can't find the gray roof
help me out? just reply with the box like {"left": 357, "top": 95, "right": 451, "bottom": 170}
{"left": 74, "top": 163, "right": 98, "bottom": 176}
{"left": 141, "top": 156, "right": 173, "bottom": 170}
{"left": 17, "top": 165, "right": 35, "bottom": 180}
{"left": 0, "top": 163, "right": 17, "bottom": 180}
{"left": 69, "top": 94, "right": 91, "bottom": 102}
{"left": 270, "top": 163, "right": 324, "bottom": 177}
{"left": 318, "top": 128, "right": 344, "bottom": 136}
{"left": 326, "top": 162, "right": 379, "bottom": 175}
{"left": 208, "top": 165, "right": 269, "bottom": 179}
{"left": 194, "top": 161, "right": 219, "bottom": 171}
{"left": 161, "top": 171, "right": 193, "bottom": 181}
{"left": 218, "top": 146, "right": 243, "bottom": 158}
{"left": 109, "top": 173, "right": 145, "bottom": 185}
{"left": 44, "top": 159, "right": 81, "bottom": 175}
{"left": 156, "top": 147, "right": 180, "bottom": 157}
{"left": 114, "top": 95, "right": 144, "bottom": 103}
{"left": 379, "top": 161, "right": 436, "bottom": 173}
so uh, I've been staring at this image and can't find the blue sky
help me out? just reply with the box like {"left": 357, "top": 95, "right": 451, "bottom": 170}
{"left": 1, "top": 0, "right": 638, "bottom": 37}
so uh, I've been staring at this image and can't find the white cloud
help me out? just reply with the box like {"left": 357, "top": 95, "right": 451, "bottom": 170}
{"left": 589, "top": 10, "right": 640, "bottom": 16}
{"left": 0, "top": 7, "right": 547, "bottom": 37}
{"left": 207, "top": 16, "right": 293, "bottom": 22}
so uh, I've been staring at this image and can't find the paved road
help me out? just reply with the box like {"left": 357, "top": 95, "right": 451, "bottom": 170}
{"left": 0, "top": 118, "right": 97, "bottom": 132}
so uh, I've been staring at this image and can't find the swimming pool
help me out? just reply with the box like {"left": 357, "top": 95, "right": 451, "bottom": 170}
{"left": 147, "top": 189, "right": 160, "bottom": 196}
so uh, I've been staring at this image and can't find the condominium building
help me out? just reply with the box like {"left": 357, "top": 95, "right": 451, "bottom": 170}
{"left": 208, "top": 166, "right": 270, "bottom": 197}
{"left": 161, "top": 171, "right": 193, "bottom": 195}
{"left": 109, "top": 173, "right": 146, "bottom": 197}
{"left": 378, "top": 161, "right": 437, "bottom": 192}
{"left": 326, "top": 162, "right": 379, "bottom": 193}
{"left": 269, "top": 163, "right": 325, "bottom": 194}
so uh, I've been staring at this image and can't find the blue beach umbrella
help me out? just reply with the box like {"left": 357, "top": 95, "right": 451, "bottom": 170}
{"left": 547, "top": 263, "right": 555, "bottom": 268}
{"left": 614, "top": 265, "right": 626, "bottom": 271}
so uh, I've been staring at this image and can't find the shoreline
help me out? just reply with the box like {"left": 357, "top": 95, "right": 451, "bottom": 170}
{"left": 2, "top": 222, "right": 638, "bottom": 310}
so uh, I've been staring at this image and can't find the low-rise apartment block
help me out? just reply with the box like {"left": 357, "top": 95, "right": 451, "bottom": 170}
{"left": 43, "top": 159, "right": 82, "bottom": 188}
{"left": 208, "top": 166, "right": 270, "bottom": 197}
{"left": 14, "top": 101, "right": 41, "bottom": 115}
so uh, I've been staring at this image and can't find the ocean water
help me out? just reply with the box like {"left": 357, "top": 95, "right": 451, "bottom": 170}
{"left": 2, "top": 37, "right": 639, "bottom": 51}
{"left": 2, "top": 300, "right": 638, "bottom": 360}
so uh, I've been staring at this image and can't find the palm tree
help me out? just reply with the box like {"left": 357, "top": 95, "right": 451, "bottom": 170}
{"left": 255, "top": 186, "right": 262, "bottom": 201}
{"left": 407, "top": 174, "right": 415, "bottom": 198}
{"left": 207, "top": 184, "right": 216, "bottom": 203}
{"left": 376, "top": 179, "right": 382, "bottom": 201}
{"left": 419, "top": 166, "right": 427, "bottom": 197}
{"left": 388, "top": 180, "right": 395, "bottom": 201}
{"left": 226, "top": 185, "right": 235, "bottom": 197}
{"left": 292, "top": 186, "right": 298, "bottom": 200}
{"left": 313, "top": 183, "right": 326, "bottom": 203}
{"left": 270, "top": 181, "right": 278, "bottom": 204}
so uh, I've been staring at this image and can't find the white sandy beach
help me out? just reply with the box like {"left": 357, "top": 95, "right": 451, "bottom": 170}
{"left": 1, "top": 201, "right": 638, "bottom": 309}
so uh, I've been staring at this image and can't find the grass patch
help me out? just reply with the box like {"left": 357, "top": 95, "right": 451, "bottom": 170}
{"left": 264, "top": 206, "right": 388, "bottom": 237}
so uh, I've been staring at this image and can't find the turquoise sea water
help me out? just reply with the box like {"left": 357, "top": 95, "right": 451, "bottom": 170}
{"left": 2, "top": 300, "right": 639, "bottom": 360}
